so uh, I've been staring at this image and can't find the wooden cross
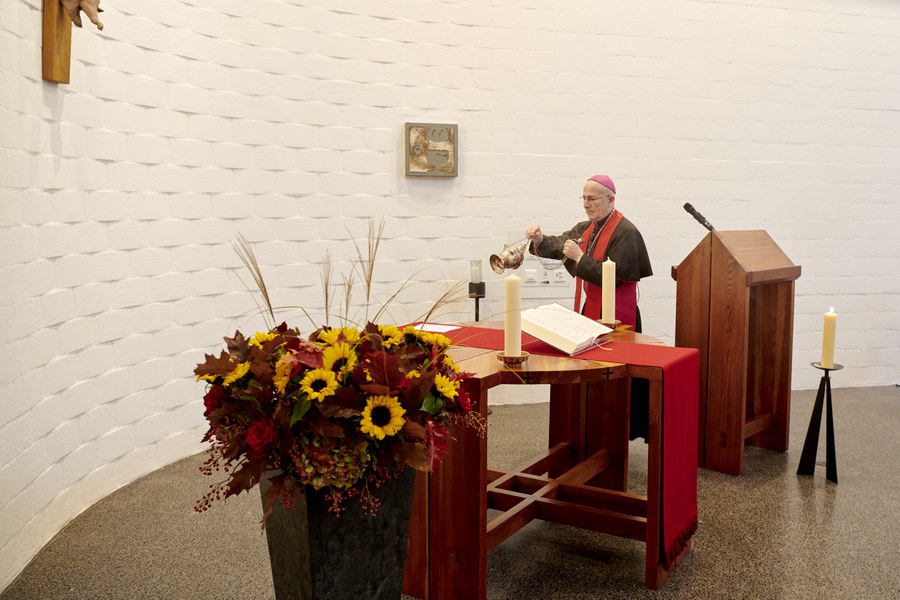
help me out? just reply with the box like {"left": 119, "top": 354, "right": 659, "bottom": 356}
{"left": 43, "top": 0, "right": 103, "bottom": 83}
{"left": 42, "top": 0, "right": 72, "bottom": 83}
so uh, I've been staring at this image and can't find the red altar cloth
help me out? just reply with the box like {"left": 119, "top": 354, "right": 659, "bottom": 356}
{"left": 443, "top": 325, "right": 699, "bottom": 568}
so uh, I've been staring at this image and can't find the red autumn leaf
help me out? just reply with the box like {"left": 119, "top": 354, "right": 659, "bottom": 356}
{"left": 250, "top": 360, "right": 274, "bottom": 383}
{"left": 225, "top": 459, "right": 266, "bottom": 498}
{"left": 194, "top": 351, "right": 236, "bottom": 379}
{"left": 225, "top": 330, "right": 251, "bottom": 360}
{"left": 324, "top": 386, "right": 364, "bottom": 411}
{"left": 359, "top": 382, "right": 392, "bottom": 397}
{"left": 426, "top": 421, "right": 455, "bottom": 469}
{"left": 260, "top": 472, "right": 286, "bottom": 523}
{"left": 402, "top": 369, "right": 436, "bottom": 407}
{"left": 358, "top": 351, "right": 405, "bottom": 388}
{"left": 401, "top": 419, "right": 427, "bottom": 442}
{"left": 284, "top": 338, "right": 324, "bottom": 369}
{"left": 275, "top": 352, "right": 303, "bottom": 378}
{"left": 318, "top": 404, "right": 360, "bottom": 419}
{"left": 397, "top": 441, "right": 429, "bottom": 471}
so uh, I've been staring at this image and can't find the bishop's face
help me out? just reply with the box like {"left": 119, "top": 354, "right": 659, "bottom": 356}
{"left": 582, "top": 180, "right": 614, "bottom": 222}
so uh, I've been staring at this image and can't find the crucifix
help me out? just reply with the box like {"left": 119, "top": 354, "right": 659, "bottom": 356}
{"left": 42, "top": 0, "right": 104, "bottom": 84}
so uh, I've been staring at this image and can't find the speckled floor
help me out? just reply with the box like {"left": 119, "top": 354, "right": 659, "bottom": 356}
{"left": 3, "top": 386, "right": 899, "bottom": 600}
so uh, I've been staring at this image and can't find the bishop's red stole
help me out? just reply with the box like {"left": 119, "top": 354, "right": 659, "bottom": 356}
{"left": 573, "top": 210, "right": 638, "bottom": 327}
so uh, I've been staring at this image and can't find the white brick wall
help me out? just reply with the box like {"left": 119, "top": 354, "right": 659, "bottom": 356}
{"left": 3, "top": 0, "right": 900, "bottom": 590}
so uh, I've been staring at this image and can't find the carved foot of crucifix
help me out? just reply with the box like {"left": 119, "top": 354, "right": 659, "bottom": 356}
{"left": 61, "top": 0, "right": 104, "bottom": 31}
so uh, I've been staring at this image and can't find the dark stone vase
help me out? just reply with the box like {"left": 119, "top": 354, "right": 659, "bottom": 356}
{"left": 260, "top": 468, "right": 417, "bottom": 600}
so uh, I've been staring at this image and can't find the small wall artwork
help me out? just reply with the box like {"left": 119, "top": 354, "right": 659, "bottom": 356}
{"left": 405, "top": 123, "right": 458, "bottom": 177}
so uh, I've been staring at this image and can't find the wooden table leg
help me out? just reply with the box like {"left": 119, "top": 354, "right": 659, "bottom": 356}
{"left": 427, "top": 381, "right": 488, "bottom": 599}
{"left": 584, "top": 377, "right": 630, "bottom": 491}
{"left": 548, "top": 383, "right": 585, "bottom": 476}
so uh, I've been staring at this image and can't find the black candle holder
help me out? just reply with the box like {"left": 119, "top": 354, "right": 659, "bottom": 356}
{"left": 797, "top": 362, "right": 843, "bottom": 483}
{"left": 468, "top": 281, "right": 486, "bottom": 321}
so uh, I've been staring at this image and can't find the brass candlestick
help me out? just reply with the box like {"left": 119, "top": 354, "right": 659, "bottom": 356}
{"left": 497, "top": 351, "right": 529, "bottom": 368}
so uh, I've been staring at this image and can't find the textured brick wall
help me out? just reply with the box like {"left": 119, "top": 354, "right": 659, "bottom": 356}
{"left": 3, "top": 0, "right": 899, "bottom": 589}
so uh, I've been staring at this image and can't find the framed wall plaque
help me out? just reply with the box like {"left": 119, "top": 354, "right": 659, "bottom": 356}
{"left": 405, "top": 123, "right": 458, "bottom": 177}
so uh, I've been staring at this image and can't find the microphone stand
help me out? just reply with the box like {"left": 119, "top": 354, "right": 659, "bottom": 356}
{"left": 683, "top": 203, "right": 716, "bottom": 232}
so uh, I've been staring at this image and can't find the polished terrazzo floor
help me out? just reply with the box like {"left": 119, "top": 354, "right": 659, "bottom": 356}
{"left": 3, "top": 386, "right": 899, "bottom": 599}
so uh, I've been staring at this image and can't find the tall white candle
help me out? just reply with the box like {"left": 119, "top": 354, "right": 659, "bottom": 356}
{"left": 504, "top": 274, "right": 522, "bottom": 357}
{"left": 821, "top": 307, "right": 837, "bottom": 368}
{"left": 601, "top": 258, "right": 616, "bottom": 323}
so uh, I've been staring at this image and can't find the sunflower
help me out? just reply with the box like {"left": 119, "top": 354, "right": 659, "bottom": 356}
{"left": 273, "top": 356, "right": 294, "bottom": 394}
{"left": 360, "top": 395, "right": 406, "bottom": 440}
{"left": 431, "top": 333, "right": 452, "bottom": 348}
{"left": 378, "top": 324, "right": 403, "bottom": 348}
{"left": 318, "top": 327, "right": 361, "bottom": 346}
{"left": 249, "top": 331, "right": 278, "bottom": 348}
{"left": 402, "top": 325, "right": 426, "bottom": 343}
{"left": 401, "top": 326, "right": 451, "bottom": 349}
{"left": 434, "top": 373, "right": 459, "bottom": 400}
{"left": 222, "top": 361, "right": 250, "bottom": 386}
{"left": 322, "top": 342, "right": 358, "bottom": 378}
{"left": 299, "top": 368, "right": 339, "bottom": 402}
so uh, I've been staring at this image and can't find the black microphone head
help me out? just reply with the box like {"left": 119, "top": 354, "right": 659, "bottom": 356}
{"left": 683, "top": 203, "right": 694, "bottom": 213}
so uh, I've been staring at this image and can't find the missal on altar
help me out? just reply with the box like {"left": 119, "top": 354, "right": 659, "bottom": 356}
{"left": 520, "top": 303, "right": 613, "bottom": 356}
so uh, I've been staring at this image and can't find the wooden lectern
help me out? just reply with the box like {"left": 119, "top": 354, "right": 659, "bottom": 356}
{"left": 672, "top": 231, "right": 800, "bottom": 475}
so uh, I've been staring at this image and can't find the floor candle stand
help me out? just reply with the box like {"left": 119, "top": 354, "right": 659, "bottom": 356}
{"left": 797, "top": 362, "right": 843, "bottom": 483}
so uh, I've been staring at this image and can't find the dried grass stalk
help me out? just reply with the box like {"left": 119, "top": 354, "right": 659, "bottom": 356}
{"left": 342, "top": 272, "right": 355, "bottom": 325}
{"left": 231, "top": 233, "right": 275, "bottom": 328}
{"left": 321, "top": 249, "right": 334, "bottom": 325}
{"left": 233, "top": 216, "right": 464, "bottom": 331}
{"left": 350, "top": 218, "right": 385, "bottom": 322}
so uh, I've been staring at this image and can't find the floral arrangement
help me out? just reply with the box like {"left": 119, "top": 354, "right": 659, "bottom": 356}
{"left": 194, "top": 223, "right": 484, "bottom": 519}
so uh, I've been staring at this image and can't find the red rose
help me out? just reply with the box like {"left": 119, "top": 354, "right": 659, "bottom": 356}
{"left": 245, "top": 419, "right": 278, "bottom": 460}
{"left": 203, "top": 386, "right": 228, "bottom": 416}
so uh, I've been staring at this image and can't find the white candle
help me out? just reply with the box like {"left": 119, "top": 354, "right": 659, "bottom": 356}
{"left": 601, "top": 258, "right": 616, "bottom": 323}
{"left": 504, "top": 274, "right": 522, "bottom": 357}
{"left": 821, "top": 307, "right": 837, "bottom": 368}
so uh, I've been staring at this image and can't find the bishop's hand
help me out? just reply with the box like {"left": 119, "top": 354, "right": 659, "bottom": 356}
{"left": 525, "top": 224, "right": 543, "bottom": 245}
{"left": 563, "top": 239, "right": 583, "bottom": 263}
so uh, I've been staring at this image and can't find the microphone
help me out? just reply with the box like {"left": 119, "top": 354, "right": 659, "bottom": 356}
{"left": 683, "top": 203, "right": 715, "bottom": 232}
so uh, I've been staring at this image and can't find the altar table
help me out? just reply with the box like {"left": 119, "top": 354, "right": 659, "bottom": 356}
{"left": 402, "top": 324, "right": 699, "bottom": 598}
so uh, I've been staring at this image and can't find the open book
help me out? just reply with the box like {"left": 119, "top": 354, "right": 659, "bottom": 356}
{"left": 520, "top": 303, "right": 613, "bottom": 356}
